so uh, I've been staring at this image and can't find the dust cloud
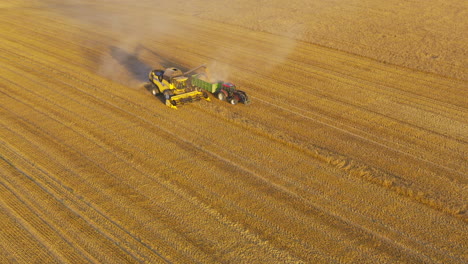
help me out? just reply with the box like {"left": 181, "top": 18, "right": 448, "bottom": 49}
{"left": 45, "top": 0, "right": 304, "bottom": 86}
{"left": 45, "top": 0, "right": 177, "bottom": 87}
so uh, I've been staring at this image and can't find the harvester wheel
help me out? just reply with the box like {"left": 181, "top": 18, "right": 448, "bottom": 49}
{"left": 163, "top": 90, "right": 172, "bottom": 100}
{"left": 151, "top": 89, "right": 159, "bottom": 96}
{"left": 217, "top": 91, "right": 226, "bottom": 101}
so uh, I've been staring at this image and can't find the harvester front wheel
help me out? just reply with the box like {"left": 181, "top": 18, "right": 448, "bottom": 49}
{"left": 151, "top": 89, "right": 159, "bottom": 96}
{"left": 163, "top": 90, "right": 172, "bottom": 100}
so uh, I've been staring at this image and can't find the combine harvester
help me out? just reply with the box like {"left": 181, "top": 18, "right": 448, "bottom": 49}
{"left": 149, "top": 64, "right": 250, "bottom": 108}
{"left": 148, "top": 65, "right": 210, "bottom": 109}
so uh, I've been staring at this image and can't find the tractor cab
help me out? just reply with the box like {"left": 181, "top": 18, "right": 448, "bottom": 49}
{"left": 221, "top": 82, "right": 237, "bottom": 95}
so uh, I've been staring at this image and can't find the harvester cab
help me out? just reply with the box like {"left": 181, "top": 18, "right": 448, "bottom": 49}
{"left": 172, "top": 76, "right": 189, "bottom": 90}
{"left": 149, "top": 67, "right": 210, "bottom": 109}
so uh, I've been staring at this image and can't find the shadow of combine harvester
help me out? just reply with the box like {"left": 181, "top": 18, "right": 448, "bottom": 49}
{"left": 109, "top": 45, "right": 152, "bottom": 83}
{"left": 109, "top": 45, "right": 187, "bottom": 105}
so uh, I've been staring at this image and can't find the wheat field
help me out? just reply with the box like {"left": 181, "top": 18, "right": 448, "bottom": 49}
{"left": 0, "top": 0, "right": 467, "bottom": 263}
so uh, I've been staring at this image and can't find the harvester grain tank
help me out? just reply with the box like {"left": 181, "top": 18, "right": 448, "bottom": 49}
{"left": 148, "top": 65, "right": 210, "bottom": 109}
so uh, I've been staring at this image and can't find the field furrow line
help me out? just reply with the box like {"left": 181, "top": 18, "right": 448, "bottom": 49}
{"left": 0, "top": 81, "right": 188, "bottom": 261}
{"left": 0, "top": 16, "right": 109, "bottom": 61}
{"left": 0, "top": 127, "right": 171, "bottom": 263}
{"left": 0, "top": 156, "right": 98, "bottom": 263}
{"left": 3, "top": 12, "right": 117, "bottom": 43}
{"left": 0, "top": 32, "right": 96, "bottom": 71}
{"left": 183, "top": 102, "right": 467, "bottom": 263}
{"left": 236, "top": 60, "right": 466, "bottom": 147}
{"left": 0, "top": 242, "right": 16, "bottom": 263}
{"left": 187, "top": 92, "right": 466, "bottom": 219}
{"left": 276, "top": 57, "right": 466, "bottom": 117}
{"left": 0, "top": 182, "right": 66, "bottom": 263}
{"left": 0, "top": 200, "right": 58, "bottom": 263}
{"left": 0, "top": 106, "right": 191, "bottom": 262}
{"left": 246, "top": 97, "right": 467, "bottom": 215}
{"left": 252, "top": 93, "right": 466, "bottom": 177}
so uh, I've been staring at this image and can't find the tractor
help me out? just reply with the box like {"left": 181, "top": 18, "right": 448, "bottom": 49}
{"left": 191, "top": 73, "right": 250, "bottom": 105}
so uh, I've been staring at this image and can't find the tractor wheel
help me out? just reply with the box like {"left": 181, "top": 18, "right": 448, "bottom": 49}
{"left": 230, "top": 98, "right": 238, "bottom": 105}
{"left": 241, "top": 94, "right": 251, "bottom": 105}
{"left": 217, "top": 91, "right": 226, "bottom": 101}
{"left": 202, "top": 90, "right": 209, "bottom": 99}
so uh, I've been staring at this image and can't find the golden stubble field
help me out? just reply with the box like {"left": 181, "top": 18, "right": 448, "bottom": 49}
{"left": 0, "top": 0, "right": 467, "bottom": 263}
